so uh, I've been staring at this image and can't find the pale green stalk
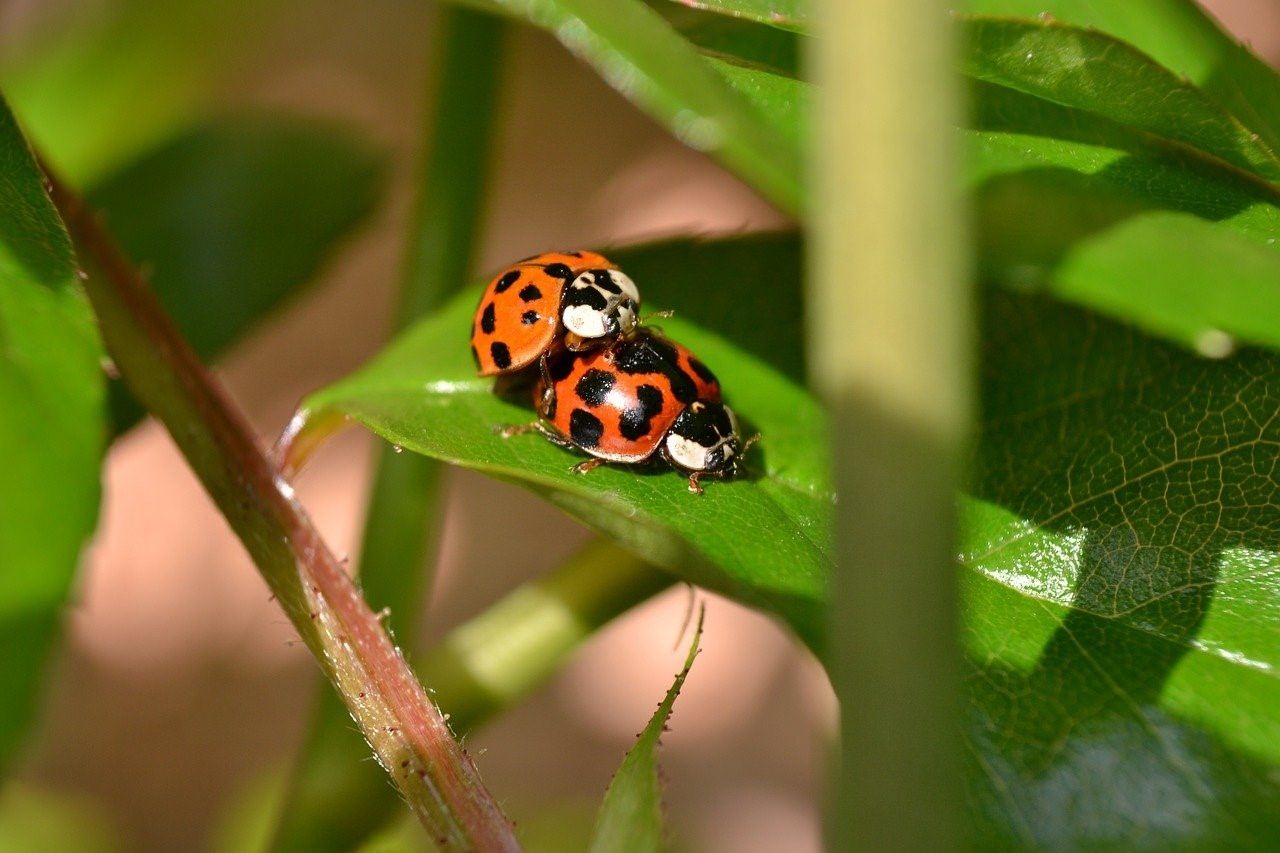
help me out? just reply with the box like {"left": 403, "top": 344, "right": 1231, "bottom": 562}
{"left": 810, "top": 0, "right": 970, "bottom": 848}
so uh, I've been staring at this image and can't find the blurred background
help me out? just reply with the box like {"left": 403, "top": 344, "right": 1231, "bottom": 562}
{"left": 0, "top": 0, "right": 1274, "bottom": 849}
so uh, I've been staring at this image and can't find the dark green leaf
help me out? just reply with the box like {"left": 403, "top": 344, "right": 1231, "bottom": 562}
{"left": 444, "top": 0, "right": 803, "bottom": 214}
{"left": 589, "top": 607, "right": 703, "bottom": 852}
{"left": 961, "top": 16, "right": 1280, "bottom": 183}
{"left": 966, "top": 0, "right": 1280, "bottom": 156}
{"left": 960, "top": 289, "right": 1280, "bottom": 845}
{"left": 300, "top": 236, "right": 830, "bottom": 649}
{"left": 0, "top": 96, "right": 104, "bottom": 769}
{"left": 88, "top": 117, "right": 385, "bottom": 432}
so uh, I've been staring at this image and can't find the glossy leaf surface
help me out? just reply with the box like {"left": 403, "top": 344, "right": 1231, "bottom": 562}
{"left": 961, "top": 290, "right": 1280, "bottom": 846}
{"left": 0, "top": 97, "right": 104, "bottom": 768}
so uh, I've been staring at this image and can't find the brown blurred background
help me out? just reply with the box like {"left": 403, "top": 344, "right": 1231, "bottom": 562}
{"left": 3, "top": 1, "right": 1277, "bottom": 849}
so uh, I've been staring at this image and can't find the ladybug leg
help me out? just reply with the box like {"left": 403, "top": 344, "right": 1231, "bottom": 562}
{"left": 687, "top": 471, "right": 704, "bottom": 495}
{"left": 536, "top": 354, "right": 557, "bottom": 418}
{"left": 571, "top": 458, "right": 606, "bottom": 476}
{"left": 496, "top": 420, "right": 574, "bottom": 449}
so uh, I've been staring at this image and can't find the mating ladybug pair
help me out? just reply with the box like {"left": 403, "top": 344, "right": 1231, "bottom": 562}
{"left": 470, "top": 251, "right": 755, "bottom": 494}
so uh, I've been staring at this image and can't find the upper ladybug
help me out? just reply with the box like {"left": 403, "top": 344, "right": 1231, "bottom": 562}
{"left": 470, "top": 250, "right": 640, "bottom": 376}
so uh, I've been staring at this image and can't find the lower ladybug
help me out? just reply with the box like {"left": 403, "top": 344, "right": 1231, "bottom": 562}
{"left": 470, "top": 250, "right": 641, "bottom": 379}
{"left": 501, "top": 332, "right": 756, "bottom": 494}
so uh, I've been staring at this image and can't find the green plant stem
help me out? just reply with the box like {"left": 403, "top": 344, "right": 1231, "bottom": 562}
{"left": 810, "top": 0, "right": 970, "bottom": 849}
{"left": 269, "top": 9, "right": 508, "bottom": 849}
{"left": 420, "top": 539, "right": 674, "bottom": 732}
{"left": 45, "top": 171, "right": 518, "bottom": 852}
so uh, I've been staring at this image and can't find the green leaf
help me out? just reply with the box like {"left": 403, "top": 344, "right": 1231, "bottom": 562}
{"left": 444, "top": 0, "right": 803, "bottom": 214}
{"left": 0, "top": 0, "right": 279, "bottom": 184}
{"left": 960, "top": 16, "right": 1280, "bottom": 183}
{"left": 960, "top": 290, "right": 1280, "bottom": 844}
{"left": 705, "top": 28, "right": 1280, "bottom": 355}
{"left": 589, "top": 607, "right": 703, "bottom": 852}
{"left": 661, "top": 0, "right": 808, "bottom": 33}
{"left": 967, "top": 78, "right": 1280, "bottom": 354}
{"left": 965, "top": 0, "right": 1280, "bottom": 156}
{"left": 300, "top": 235, "right": 830, "bottom": 649}
{"left": 0, "top": 96, "right": 105, "bottom": 769}
{"left": 87, "top": 117, "right": 385, "bottom": 432}
{"left": 650, "top": 4, "right": 800, "bottom": 77}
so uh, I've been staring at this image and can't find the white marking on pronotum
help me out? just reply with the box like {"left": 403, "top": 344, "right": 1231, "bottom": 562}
{"left": 666, "top": 432, "right": 713, "bottom": 471}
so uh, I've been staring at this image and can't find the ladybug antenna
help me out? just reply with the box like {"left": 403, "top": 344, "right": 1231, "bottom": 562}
{"left": 641, "top": 309, "right": 674, "bottom": 323}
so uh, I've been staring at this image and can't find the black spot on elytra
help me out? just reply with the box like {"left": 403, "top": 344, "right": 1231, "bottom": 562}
{"left": 543, "top": 263, "right": 572, "bottom": 279}
{"left": 519, "top": 283, "right": 543, "bottom": 302}
{"left": 569, "top": 409, "right": 604, "bottom": 448}
{"left": 564, "top": 281, "right": 608, "bottom": 310}
{"left": 689, "top": 357, "right": 717, "bottom": 386}
{"left": 480, "top": 302, "right": 496, "bottom": 334}
{"left": 614, "top": 337, "right": 697, "bottom": 404}
{"left": 548, "top": 355, "right": 575, "bottom": 382}
{"left": 575, "top": 369, "right": 615, "bottom": 406}
{"left": 594, "top": 271, "right": 622, "bottom": 294}
{"left": 490, "top": 341, "right": 512, "bottom": 370}
{"left": 619, "top": 384, "right": 665, "bottom": 440}
{"left": 521, "top": 310, "right": 540, "bottom": 325}
{"left": 494, "top": 270, "right": 520, "bottom": 293}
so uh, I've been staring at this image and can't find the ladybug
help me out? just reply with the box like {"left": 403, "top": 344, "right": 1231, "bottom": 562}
{"left": 470, "top": 250, "right": 641, "bottom": 377}
{"left": 501, "top": 332, "right": 756, "bottom": 494}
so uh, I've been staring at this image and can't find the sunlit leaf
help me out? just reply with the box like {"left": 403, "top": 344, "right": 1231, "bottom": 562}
{"left": 959, "top": 289, "right": 1280, "bottom": 845}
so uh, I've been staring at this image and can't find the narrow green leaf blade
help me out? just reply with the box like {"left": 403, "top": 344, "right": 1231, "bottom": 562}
{"left": 449, "top": 0, "right": 803, "bottom": 213}
{"left": 87, "top": 117, "right": 386, "bottom": 432}
{"left": 0, "top": 96, "right": 105, "bottom": 768}
{"left": 302, "top": 236, "right": 830, "bottom": 649}
{"left": 966, "top": 0, "right": 1280, "bottom": 156}
{"left": 589, "top": 608, "right": 703, "bottom": 852}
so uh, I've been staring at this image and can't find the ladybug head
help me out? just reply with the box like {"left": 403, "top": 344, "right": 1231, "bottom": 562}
{"left": 561, "top": 269, "right": 641, "bottom": 344}
{"left": 663, "top": 401, "right": 744, "bottom": 476}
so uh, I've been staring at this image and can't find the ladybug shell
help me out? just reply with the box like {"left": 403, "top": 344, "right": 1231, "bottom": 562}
{"left": 537, "top": 334, "right": 722, "bottom": 463}
{"left": 471, "top": 250, "right": 617, "bottom": 375}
